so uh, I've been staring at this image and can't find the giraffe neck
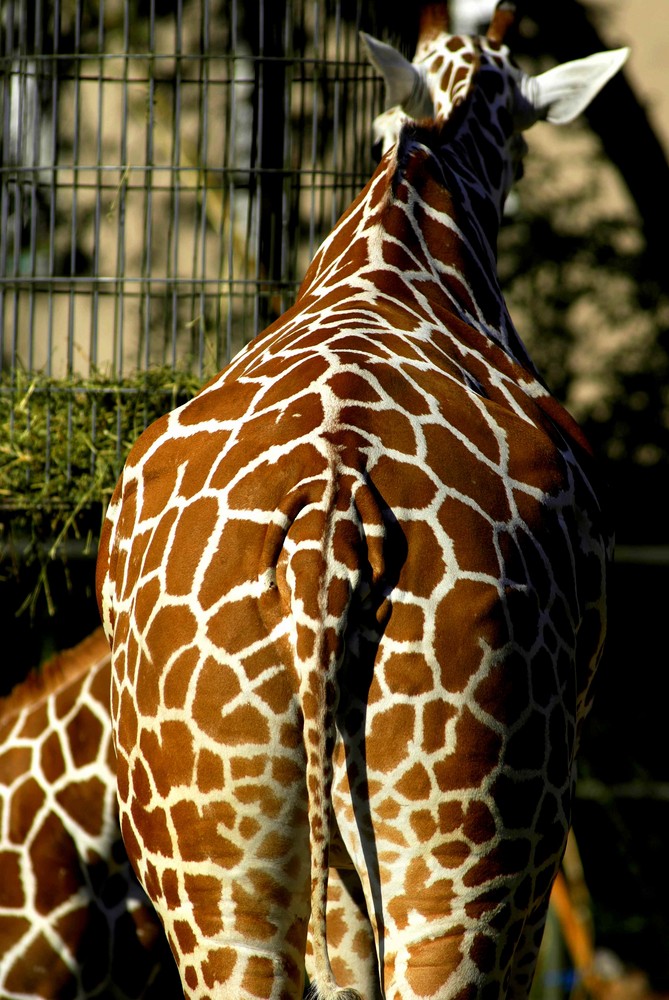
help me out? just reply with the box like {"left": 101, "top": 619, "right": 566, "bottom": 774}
{"left": 297, "top": 111, "right": 536, "bottom": 375}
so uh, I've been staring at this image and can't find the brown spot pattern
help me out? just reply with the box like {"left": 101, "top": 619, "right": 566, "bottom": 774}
{"left": 94, "top": 18, "right": 611, "bottom": 1000}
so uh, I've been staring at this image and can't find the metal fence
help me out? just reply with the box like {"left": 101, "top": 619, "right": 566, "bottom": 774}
{"left": 0, "top": 0, "right": 389, "bottom": 383}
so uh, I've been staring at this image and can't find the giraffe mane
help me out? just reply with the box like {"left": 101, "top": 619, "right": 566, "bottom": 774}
{"left": 0, "top": 626, "right": 110, "bottom": 720}
{"left": 390, "top": 89, "right": 473, "bottom": 184}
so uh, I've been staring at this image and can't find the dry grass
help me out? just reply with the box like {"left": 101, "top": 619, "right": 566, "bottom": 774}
{"left": 0, "top": 366, "right": 203, "bottom": 608}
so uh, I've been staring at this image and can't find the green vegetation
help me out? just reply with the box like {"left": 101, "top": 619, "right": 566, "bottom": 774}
{"left": 0, "top": 366, "right": 203, "bottom": 611}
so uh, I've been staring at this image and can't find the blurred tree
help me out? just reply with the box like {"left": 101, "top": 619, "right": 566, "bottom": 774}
{"left": 516, "top": 0, "right": 669, "bottom": 287}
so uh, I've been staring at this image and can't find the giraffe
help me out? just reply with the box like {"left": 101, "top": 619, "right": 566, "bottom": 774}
{"left": 96, "top": 5, "right": 627, "bottom": 998}
{"left": 0, "top": 626, "right": 362, "bottom": 1000}
{"left": 0, "top": 628, "right": 181, "bottom": 998}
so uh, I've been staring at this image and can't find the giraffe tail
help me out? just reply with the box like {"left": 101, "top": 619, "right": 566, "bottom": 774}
{"left": 283, "top": 479, "right": 364, "bottom": 1000}
{"left": 300, "top": 625, "right": 362, "bottom": 1000}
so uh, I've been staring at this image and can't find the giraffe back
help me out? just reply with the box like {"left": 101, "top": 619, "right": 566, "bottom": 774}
{"left": 97, "top": 7, "right": 624, "bottom": 999}
{"left": 0, "top": 628, "right": 180, "bottom": 999}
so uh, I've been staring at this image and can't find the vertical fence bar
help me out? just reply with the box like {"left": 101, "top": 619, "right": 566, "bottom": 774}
{"left": 113, "top": 3, "right": 130, "bottom": 382}
{"left": 166, "top": 0, "right": 183, "bottom": 369}
{"left": 0, "top": 3, "right": 10, "bottom": 370}
{"left": 277, "top": 0, "right": 293, "bottom": 319}
{"left": 224, "top": 0, "right": 238, "bottom": 365}
{"left": 25, "top": 0, "right": 41, "bottom": 374}
{"left": 45, "top": 0, "right": 59, "bottom": 383}
{"left": 8, "top": 4, "right": 23, "bottom": 378}
{"left": 233, "top": 0, "right": 259, "bottom": 356}
{"left": 141, "top": 0, "right": 156, "bottom": 373}
{"left": 89, "top": 0, "right": 105, "bottom": 477}
{"left": 256, "top": 0, "right": 287, "bottom": 329}
{"left": 66, "top": 0, "right": 82, "bottom": 379}
{"left": 307, "top": 1, "right": 320, "bottom": 262}
{"left": 91, "top": 0, "right": 105, "bottom": 373}
{"left": 197, "top": 0, "right": 210, "bottom": 377}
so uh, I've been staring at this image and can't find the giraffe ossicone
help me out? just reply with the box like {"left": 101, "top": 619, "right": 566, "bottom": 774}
{"left": 97, "top": 4, "right": 625, "bottom": 997}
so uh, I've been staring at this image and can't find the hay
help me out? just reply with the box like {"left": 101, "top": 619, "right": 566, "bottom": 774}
{"left": 0, "top": 366, "right": 203, "bottom": 607}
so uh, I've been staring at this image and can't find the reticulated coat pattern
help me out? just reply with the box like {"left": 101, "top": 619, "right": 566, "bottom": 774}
{"left": 97, "top": 9, "right": 622, "bottom": 999}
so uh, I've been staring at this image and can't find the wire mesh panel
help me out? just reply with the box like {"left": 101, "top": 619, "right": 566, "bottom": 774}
{"left": 0, "top": 0, "right": 386, "bottom": 383}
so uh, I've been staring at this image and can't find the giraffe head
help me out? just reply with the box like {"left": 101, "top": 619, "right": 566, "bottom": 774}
{"left": 362, "top": 1, "right": 628, "bottom": 209}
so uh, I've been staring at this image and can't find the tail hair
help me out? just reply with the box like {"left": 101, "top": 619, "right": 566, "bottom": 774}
{"left": 283, "top": 480, "right": 364, "bottom": 1000}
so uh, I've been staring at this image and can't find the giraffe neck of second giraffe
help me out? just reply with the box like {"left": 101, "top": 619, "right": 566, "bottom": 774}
{"left": 298, "top": 128, "right": 535, "bottom": 372}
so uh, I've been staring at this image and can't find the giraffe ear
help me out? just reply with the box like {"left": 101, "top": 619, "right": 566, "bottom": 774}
{"left": 518, "top": 47, "right": 629, "bottom": 127}
{"left": 360, "top": 32, "right": 434, "bottom": 120}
